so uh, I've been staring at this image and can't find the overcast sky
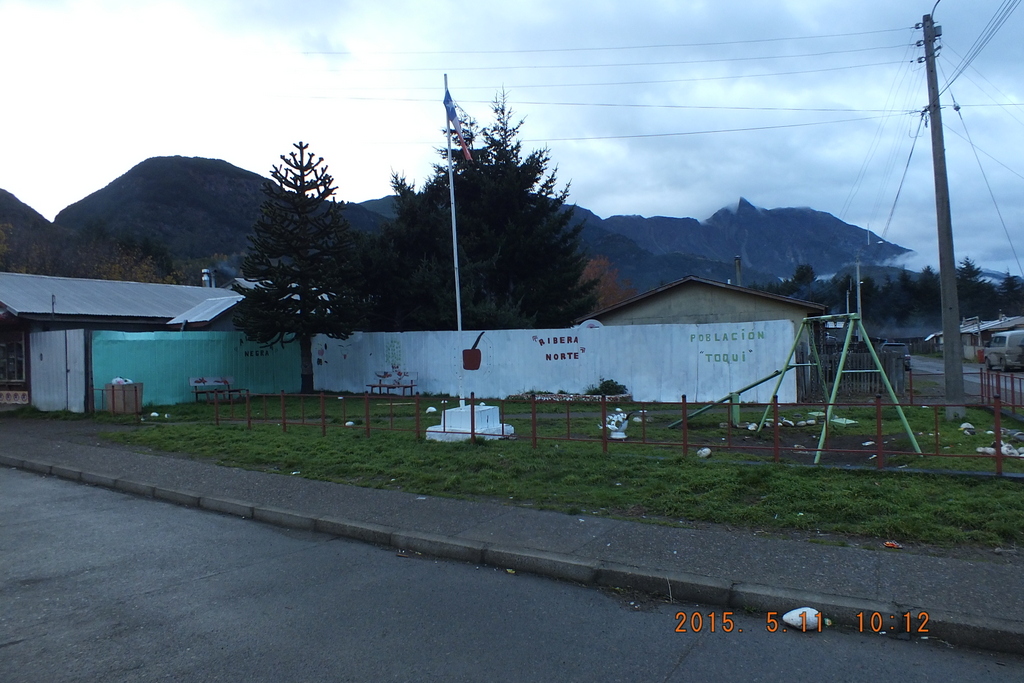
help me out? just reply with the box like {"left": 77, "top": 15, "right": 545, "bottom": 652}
{"left": 1, "top": 0, "right": 1022, "bottom": 278}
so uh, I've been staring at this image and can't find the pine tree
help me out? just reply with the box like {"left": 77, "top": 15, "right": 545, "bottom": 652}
{"left": 233, "top": 142, "right": 362, "bottom": 393}
{"left": 361, "top": 94, "right": 597, "bottom": 331}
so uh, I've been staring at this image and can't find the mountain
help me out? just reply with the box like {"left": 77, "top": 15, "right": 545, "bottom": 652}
{"left": 7, "top": 156, "right": 914, "bottom": 294}
{"left": 588, "top": 198, "right": 909, "bottom": 281}
{"left": 53, "top": 156, "right": 387, "bottom": 262}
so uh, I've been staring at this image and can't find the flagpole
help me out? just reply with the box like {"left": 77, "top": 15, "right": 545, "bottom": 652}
{"left": 444, "top": 74, "right": 466, "bottom": 407}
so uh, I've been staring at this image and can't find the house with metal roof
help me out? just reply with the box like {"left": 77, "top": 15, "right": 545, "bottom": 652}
{"left": 0, "top": 272, "right": 244, "bottom": 410}
{"left": 575, "top": 275, "right": 826, "bottom": 333}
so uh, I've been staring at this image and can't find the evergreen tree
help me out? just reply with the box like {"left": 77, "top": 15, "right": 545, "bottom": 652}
{"left": 233, "top": 142, "right": 362, "bottom": 393}
{"left": 956, "top": 257, "right": 999, "bottom": 319}
{"left": 361, "top": 94, "right": 597, "bottom": 331}
{"left": 998, "top": 273, "right": 1024, "bottom": 316}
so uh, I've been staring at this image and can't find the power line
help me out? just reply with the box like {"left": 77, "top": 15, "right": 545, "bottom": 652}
{"left": 335, "top": 61, "right": 912, "bottom": 93}
{"left": 523, "top": 114, "right": 894, "bottom": 143}
{"left": 940, "top": 0, "right": 1021, "bottom": 94}
{"left": 340, "top": 44, "right": 912, "bottom": 74}
{"left": 304, "top": 27, "right": 914, "bottom": 56}
{"left": 953, "top": 98, "right": 1024, "bottom": 278}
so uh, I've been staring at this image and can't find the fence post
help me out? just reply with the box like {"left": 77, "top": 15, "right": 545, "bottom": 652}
{"left": 566, "top": 399, "right": 571, "bottom": 440}
{"left": 415, "top": 394, "right": 421, "bottom": 439}
{"left": 641, "top": 401, "right": 647, "bottom": 444}
{"left": 531, "top": 394, "right": 537, "bottom": 449}
{"left": 875, "top": 394, "right": 884, "bottom": 470}
{"left": 681, "top": 395, "right": 688, "bottom": 457}
{"left": 246, "top": 391, "right": 251, "bottom": 431}
{"left": 320, "top": 392, "right": 326, "bottom": 437}
{"left": 907, "top": 368, "right": 914, "bottom": 406}
{"left": 364, "top": 392, "right": 371, "bottom": 437}
{"left": 601, "top": 394, "right": 608, "bottom": 454}
{"left": 214, "top": 390, "right": 220, "bottom": 427}
{"left": 280, "top": 391, "right": 287, "bottom": 433}
{"left": 772, "top": 395, "right": 780, "bottom": 463}
{"left": 995, "top": 394, "right": 1003, "bottom": 476}
{"left": 470, "top": 392, "right": 476, "bottom": 445}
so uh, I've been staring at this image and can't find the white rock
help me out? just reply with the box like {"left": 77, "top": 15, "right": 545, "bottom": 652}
{"left": 150, "top": 412, "right": 160, "bottom": 417}
{"left": 781, "top": 419, "right": 795, "bottom": 427}
{"left": 806, "top": 419, "right": 816, "bottom": 426}
{"left": 425, "top": 407, "right": 437, "bottom": 413}
{"left": 696, "top": 447, "right": 712, "bottom": 458}
{"left": 632, "top": 416, "right": 642, "bottom": 423}
{"left": 796, "top": 421, "right": 807, "bottom": 427}
{"left": 782, "top": 607, "right": 822, "bottom": 631}
{"left": 747, "top": 423, "right": 758, "bottom": 431}
{"left": 345, "top": 421, "right": 355, "bottom": 427}
{"left": 960, "top": 422, "right": 974, "bottom": 431}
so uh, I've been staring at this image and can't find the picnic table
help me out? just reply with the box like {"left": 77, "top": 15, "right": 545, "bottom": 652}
{"left": 366, "top": 371, "right": 417, "bottom": 396}
{"left": 190, "top": 377, "right": 245, "bottom": 402}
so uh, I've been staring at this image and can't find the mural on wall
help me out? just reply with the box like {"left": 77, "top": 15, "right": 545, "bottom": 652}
{"left": 463, "top": 332, "right": 485, "bottom": 370}
{"left": 314, "top": 320, "right": 799, "bottom": 403}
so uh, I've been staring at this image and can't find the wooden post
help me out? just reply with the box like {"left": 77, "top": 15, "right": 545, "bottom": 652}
{"left": 772, "top": 396, "right": 780, "bottom": 463}
{"left": 415, "top": 394, "right": 421, "bottom": 439}
{"left": 601, "top": 394, "right": 608, "bottom": 453}
{"left": 364, "top": 392, "right": 370, "bottom": 437}
{"left": 875, "top": 394, "right": 884, "bottom": 470}
{"left": 320, "top": 392, "right": 326, "bottom": 437}
{"left": 531, "top": 394, "right": 537, "bottom": 449}
{"left": 681, "top": 395, "right": 688, "bottom": 457}
{"left": 280, "top": 390, "right": 287, "bottom": 433}
{"left": 995, "top": 394, "right": 1003, "bottom": 476}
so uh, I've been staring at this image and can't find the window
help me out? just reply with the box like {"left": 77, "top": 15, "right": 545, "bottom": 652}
{"left": 0, "top": 334, "right": 25, "bottom": 383}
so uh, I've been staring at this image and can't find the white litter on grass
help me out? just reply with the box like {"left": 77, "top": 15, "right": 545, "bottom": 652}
{"left": 150, "top": 412, "right": 159, "bottom": 417}
{"left": 425, "top": 407, "right": 437, "bottom": 413}
{"left": 696, "top": 447, "right": 712, "bottom": 458}
{"left": 747, "top": 423, "right": 758, "bottom": 431}
{"left": 345, "top": 421, "right": 355, "bottom": 427}
{"left": 960, "top": 422, "right": 975, "bottom": 431}
{"left": 862, "top": 441, "right": 875, "bottom": 447}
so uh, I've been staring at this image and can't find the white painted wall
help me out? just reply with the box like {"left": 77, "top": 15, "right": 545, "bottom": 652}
{"left": 29, "top": 329, "right": 86, "bottom": 412}
{"left": 313, "top": 320, "right": 797, "bottom": 403}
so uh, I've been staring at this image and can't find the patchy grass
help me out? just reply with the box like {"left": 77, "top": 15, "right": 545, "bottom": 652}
{"left": 108, "top": 420, "right": 1024, "bottom": 548}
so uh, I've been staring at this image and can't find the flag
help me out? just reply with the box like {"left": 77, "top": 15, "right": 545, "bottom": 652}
{"left": 443, "top": 88, "right": 472, "bottom": 161}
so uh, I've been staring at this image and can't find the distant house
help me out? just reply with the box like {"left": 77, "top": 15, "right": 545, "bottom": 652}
{"left": 0, "top": 272, "right": 241, "bottom": 410}
{"left": 576, "top": 275, "right": 826, "bottom": 333}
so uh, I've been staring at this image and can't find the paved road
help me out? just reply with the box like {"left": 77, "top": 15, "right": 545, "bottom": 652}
{"left": 3, "top": 468, "right": 1021, "bottom": 683}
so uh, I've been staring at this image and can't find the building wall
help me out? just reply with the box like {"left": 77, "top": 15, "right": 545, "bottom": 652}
{"left": 313, "top": 320, "right": 798, "bottom": 403}
{"left": 594, "top": 282, "right": 813, "bottom": 330}
{"left": 91, "top": 331, "right": 301, "bottom": 406}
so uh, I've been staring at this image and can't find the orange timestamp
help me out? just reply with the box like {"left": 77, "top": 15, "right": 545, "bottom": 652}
{"left": 673, "top": 611, "right": 825, "bottom": 633}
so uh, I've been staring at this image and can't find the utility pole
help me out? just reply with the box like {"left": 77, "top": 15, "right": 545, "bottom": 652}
{"left": 922, "top": 13, "right": 966, "bottom": 420}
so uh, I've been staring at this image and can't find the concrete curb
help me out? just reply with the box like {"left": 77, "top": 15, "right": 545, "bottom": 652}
{"left": 6, "top": 458, "right": 1023, "bottom": 656}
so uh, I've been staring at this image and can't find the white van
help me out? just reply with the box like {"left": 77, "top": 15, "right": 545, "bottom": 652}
{"left": 984, "top": 330, "right": 1024, "bottom": 371}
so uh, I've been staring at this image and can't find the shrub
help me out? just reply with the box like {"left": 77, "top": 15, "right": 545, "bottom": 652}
{"left": 585, "top": 378, "right": 629, "bottom": 396}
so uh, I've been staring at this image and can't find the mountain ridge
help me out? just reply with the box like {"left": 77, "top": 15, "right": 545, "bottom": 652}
{"left": 4, "top": 156, "right": 912, "bottom": 291}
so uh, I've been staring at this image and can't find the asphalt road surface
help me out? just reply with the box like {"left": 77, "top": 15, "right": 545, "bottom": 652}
{"left": 2, "top": 468, "right": 1022, "bottom": 683}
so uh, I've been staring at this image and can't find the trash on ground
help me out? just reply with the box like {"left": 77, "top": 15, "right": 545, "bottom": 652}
{"left": 425, "top": 406, "right": 437, "bottom": 413}
{"left": 696, "top": 447, "right": 712, "bottom": 458}
{"left": 883, "top": 541, "right": 903, "bottom": 549}
{"left": 782, "top": 607, "right": 826, "bottom": 631}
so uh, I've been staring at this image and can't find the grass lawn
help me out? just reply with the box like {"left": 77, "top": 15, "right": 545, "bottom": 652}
{"left": 10, "top": 396, "right": 1022, "bottom": 548}
{"left": 95, "top": 402, "right": 1024, "bottom": 549}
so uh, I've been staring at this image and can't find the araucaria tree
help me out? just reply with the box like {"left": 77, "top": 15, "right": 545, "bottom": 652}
{"left": 359, "top": 94, "right": 597, "bottom": 331}
{"left": 233, "top": 142, "right": 362, "bottom": 393}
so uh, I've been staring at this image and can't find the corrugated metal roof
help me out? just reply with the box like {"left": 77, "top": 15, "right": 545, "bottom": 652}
{"left": 167, "top": 295, "right": 243, "bottom": 325}
{"left": 959, "top": 315, "right": 1024, "bottom": 334}
{"left": 0, "top": 271, "right": 226, "bottom": 319}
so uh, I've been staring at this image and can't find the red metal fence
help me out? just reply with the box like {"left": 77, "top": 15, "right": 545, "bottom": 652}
{"left": 203, "top": 387, "right": 1023, "bottom": 477}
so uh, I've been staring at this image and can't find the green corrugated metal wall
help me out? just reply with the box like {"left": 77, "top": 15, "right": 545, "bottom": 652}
{"left": 91, "top": 331, "right": 301, "bottom": 406}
